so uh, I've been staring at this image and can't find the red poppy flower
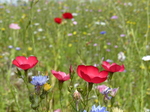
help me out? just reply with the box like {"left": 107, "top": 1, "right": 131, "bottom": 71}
{"left": 62, "top": 12, "right": 73, "bottom": 19}
{"left": 12, "top": 56, "right": 38, "bottom": 70}
{"left": 102, "top": 61, "right": 125, "bottom": 73}
{"left": 54, "top": 17, "right": 62, "bottom": 24}
{"left": 51, "top": 70, "right": 70, "bottom": 81}
{"left": 77, "top": 65, "right": 109, "bottom": 84}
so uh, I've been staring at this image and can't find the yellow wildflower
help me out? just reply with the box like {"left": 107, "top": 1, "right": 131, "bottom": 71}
{"left": 44, "top": 83, "right": 51, "bottom": 91}
{"left": 28, "top": 47, "right": 32, "bottom": 51}
{"left": 140, "top": 65, "right": 146, "bottom": 69}
{"left": 22, "top": 14, "right": 26, "bottom": 19}
{"left": 83, "top": 32, "right": 87, "bottom": 35}
{"left": 94, "top": 99, "right": 98, "bottom": 103}
{"left": 22, "top": 53, "right": 26, "bottom": 56}
{"left": 73, "top": 31, "right": 77, "bottom": 35}
{"left": 103, "top": 45, "right": 107, "bottom": 49}
{"left": 1, "top": 28, "right": 5, "bottom": 31}
{"left": 68, "top": 44, "right": 72, "bottom": 47}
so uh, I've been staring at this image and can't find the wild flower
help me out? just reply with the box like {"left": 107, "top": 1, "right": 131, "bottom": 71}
{"left": 77, "top": 65, "right": 108, "bottom": 83}
{"left": 120, "top": 34, "right": 126, "bottom": 37}
{"left": 54, "top": 109, "right": 61, "bottom": 112}
{"left": 73, "top": 21, "right": 77, "bottom": 25}
{"left": 43, "top": 83, "right": 51, "bottom": 91}
{"left": 142, "top": 55, "right": 150, "bottom": 61}
{"left": 100, "top": 22, "right": 106, "bottom": 26}
{"left": 34, "top": 23, "right": 40, "bottom": 26}
{"left": 118, "top": 52, "right": 126, "bottom": 61}
{"left": 54, "top": 17, "right": 62, "bottom": 24}
{"left": 106, "top": 59, "right": 113, "bottom": 63}
{"left": 9, "top": 23, "right": 20, "bottom": 29}
{"left": 62, "top": 12, "right": 73, "bottom": 19}
{"left": 16, "top": 47, "right": 21, "bottom": 50}
{"left": 12, "top": 56, "right": 38, "bottom": 70}
{"left": 8, "top": 45, "right": 13, "bottom": 49}
{"left": 68, "top": 33, "right": 73, "bottom": 36}
{"left": 114, "top": 45, "right": 118, "bottom": 48}
{"left": 28, "top": 47, "right": 33, "bottom": 51}
{"left": 73, "top": 90, "right": 81, "bottom": 100}
{"left": 112, "top": 107, "right": 124, "bottom": 112}
{"left": 1, "top": 28, "right": 5, "bottom": 31}
{"left": 72, "top": 13, "right": 78, "bottom": 16}
{"left": 97, "top": 85, "right": 119, "bottom": 100}
{"left": 31, "top": 75, "right": 49, "bottom": 86}
{"left": 83, "top": 105, "right": 108, "bottom": 112}
{"left": 111, "top": 16, "right": 118, "bottom": 19}
{"left": 38, "top": 28, "right": 43, "bottom": 32}
{"left": 102, "top": 61, "right": 125, "bottom": 73}
{"left": 106, "top": 49, "right": 110, "bottom": 52}
{"left": 100, "top": 31, "right": 106, "bottom": 34}
{"left": 51, "top": 70, "right": 70, "bottom": 82}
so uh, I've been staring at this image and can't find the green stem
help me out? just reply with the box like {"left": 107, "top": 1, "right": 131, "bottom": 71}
{"left": 59, "top": 81, "right": 63, "bottom": 111}
{"left": 22, "top": 70, "right": 30, "bottom": 94}
{"left": 85, "top": 82, "right": 93, "bottom": 111}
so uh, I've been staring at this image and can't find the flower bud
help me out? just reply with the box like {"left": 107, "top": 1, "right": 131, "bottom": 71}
{"left": 73, "top": 90, "right": 81, "bottom": 100}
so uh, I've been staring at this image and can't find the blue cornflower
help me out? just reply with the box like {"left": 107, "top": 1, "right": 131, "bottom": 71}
{"left": 100, "top": 31, "right": 106, "bottom": 34}
{"left": 83, "top": 105, "right": 108, "bottom": 112}
{"left": 31, "top": 75, "right": 49, "bottom": 86}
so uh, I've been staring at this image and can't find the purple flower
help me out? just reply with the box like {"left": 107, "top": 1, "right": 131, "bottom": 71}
{"left": 68, "top": 33, "right": 73, "bottom": 36}
{"left": 114, "top": 45, "right": 118, "bottom": 48}
{"left": 106, "top": 59, "right": 113, "bottom": 63}
{"left": 8, "top": 45, "right": 13, "bottom": 49}
{"left": 120, "top": 34, "right": 126, "bottom": 37}
{"left": 106, "top": 49, "right": 110, "bottom": 52}
{"left": 9, "top": 23, "right": 20, "bottom": 30}
{"left": 100, "top": 31, "right": 106, "bottom": 34}
{"left": 93, "top": 43, "right": 98, "bottom": 46}
{"left": 31, "top": 75, "right": 49, "bottom": 86}
{"left": 97, "top": 85, "right": 119, "bottom": 100}
{"left": 111, "top": 16, "right": 118, "bottom": 19}
{"left": 107, "top": 42, "right": 111, "bottom": 45}
{"left": 83, "top": 105, "right": 108, "bottom": 112}
{"left": 16, "top": 47, "right": 21, "bottom": 50}
{"left": 73, "top": 21, "right": 77, "bottom": 25}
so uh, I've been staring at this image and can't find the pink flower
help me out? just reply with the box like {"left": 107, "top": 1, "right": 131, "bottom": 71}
{"left": 97, "top": 85, "right": 119, "bottom": 100}
{"left": 111, "top": 16, "right": 118, "bottom": 19}
{"left": 51, "top": 70, "right": 70, "bottom": 81}
{"left": 77, "top": 65, "right": 109, "bottom": 83}
{"left": 102, "top": 61, "right": 125, "bottom": 73}
{"left": 12, "top": 56, "right": 38, "bottom": 70}
{"left": 9, "top": 23, "right": 20, "bottom": 30}
{"left": 54, "top": 109, "right": 61, "bottom": 112}
{"left": 73, "top": 21, "right": 77, "bottom": 25}
{"left": 97, "top": 85, "right": 108, "bottom": 94}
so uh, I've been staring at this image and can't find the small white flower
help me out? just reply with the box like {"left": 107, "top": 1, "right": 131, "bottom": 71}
{"left": 38, "top": 28, "right": 43, "bottom": 32}
{"left": 72, "top": 13, "right": 78, "bottom": 16}
{"left": 100, "top": 22, "right": 106, "bottom": 26}
{"left": 34, "top": 31, "right": 37, "bottom": 34}
{"left": 118, "top": 52, "right": 126, "bottom": 61}
{"left": 34, "top": 23, "right": 40, "bottom": 26}
{"left": 142, "top": 55, "right": 150, "bottom": 61}
{"left": 95, "top": 21, "right": 100, "bottom": 25}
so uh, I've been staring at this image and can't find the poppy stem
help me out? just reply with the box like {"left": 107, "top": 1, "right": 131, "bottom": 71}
{"left": 23, "top": 70, "right": 30, "bottom": 94}
{"left": 58, "top": 81, "right": 64, "bottom": 111}
{"left": 108, "top": 72, "right": 114, "bottom": 85}
{"left": 85, "top": 82, "right": 93, "bottom": 111}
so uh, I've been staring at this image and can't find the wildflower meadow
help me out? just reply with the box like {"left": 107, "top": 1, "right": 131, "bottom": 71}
{"left": 0, "top": 0, "right": 150, "bottom": 112}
